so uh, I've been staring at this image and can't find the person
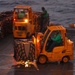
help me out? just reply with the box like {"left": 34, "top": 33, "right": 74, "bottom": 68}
{"left": 47, "top": 31, "right": 62, "bottom": 52}
{"left": 18, "top": 10, "right": 25, "bottom": 19}
{"left": 41, "top": 7, "right": 49, "bottom": 18}
{"left": 41, "top": 7, "right": 49, "bottom": 32}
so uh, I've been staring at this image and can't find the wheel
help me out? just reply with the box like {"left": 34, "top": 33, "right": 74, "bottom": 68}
{"left": 62, "top": 56, "right": 69, "bottom": 63}
{"left": 38, "top": 55, "right": 47, "bottom": 64}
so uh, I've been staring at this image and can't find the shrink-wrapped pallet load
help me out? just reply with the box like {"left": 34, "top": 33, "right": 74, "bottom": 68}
{"left": 0, "top": 11, "right": 13, "bottom": 39}
{"left": 14, "top": 40, "right": 35, "bottom": 61}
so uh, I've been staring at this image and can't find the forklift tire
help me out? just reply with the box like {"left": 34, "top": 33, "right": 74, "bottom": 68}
{"left": 38, "top": 55, "right": 47, "bottom": 64}
{"left": 62, "top": 56, "right": 69, "bottom": 63}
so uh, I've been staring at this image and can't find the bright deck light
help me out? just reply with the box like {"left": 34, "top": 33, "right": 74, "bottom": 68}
{"left": 24, "top": 19, "right": 28, "bottom": 23}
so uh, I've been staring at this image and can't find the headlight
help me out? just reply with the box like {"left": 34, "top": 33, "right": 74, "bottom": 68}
{"left": 33, "top": 36, "right": 36, "bottom": 44}
{"left": 14, "top": 18, "right": 16, "bottom": 21}
{"left": 24, "top": 19, "right": 28, "bottom": 23}
{"left": 67, "top": 39, "right": 71, "bottom": 42}
{"left": 37, "top": 38, "right": 40, "bottom": 43}
{"left": 32, "top": 36, "right": 40, "bottom": 44}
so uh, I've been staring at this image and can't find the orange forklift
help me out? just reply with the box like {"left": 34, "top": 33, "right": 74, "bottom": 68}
{"left": 13, "top": 5, "right": 34, "bottom": 38}
{"left": 33, "top": 25, "right": 74, "bottom": 64}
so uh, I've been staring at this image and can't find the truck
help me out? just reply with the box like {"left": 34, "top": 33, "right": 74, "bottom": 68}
{"left": 14, "top": 24, "right": 74, "bottom": 64}
{"left": 13, "top": 5, "right": 49, "bottom": 39}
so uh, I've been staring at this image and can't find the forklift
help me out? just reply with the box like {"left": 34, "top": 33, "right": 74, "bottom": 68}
{"left": 33, "top": 25, "right": 74, "bottom": 64}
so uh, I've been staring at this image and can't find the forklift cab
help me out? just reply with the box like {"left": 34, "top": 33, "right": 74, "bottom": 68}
{"left": 17, "top": 9, "right": 28, "bottom": 19}
{"left": 13, "top": 5, "right": 32, "bottom": 22}
{"left": 35, "top": 25, "right": 74, "bottom": 64}
{"left": 45, "top": 30, "right": 63, "bottom": 52}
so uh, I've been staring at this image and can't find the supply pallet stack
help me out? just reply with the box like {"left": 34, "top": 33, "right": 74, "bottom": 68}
{"left": 14, "top": 40, "right": 35, "bottom": 61}
{"left": 0, "top": 11, "right": 13, "bottom": 39}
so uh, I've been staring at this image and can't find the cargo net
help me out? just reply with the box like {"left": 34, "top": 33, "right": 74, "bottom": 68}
{"left": 33, "top": 12, "right": 41, "bottom": 32}
{"left": 33, "top": 12, "right": 49, "bottom": 33}
{"left": 14, "top": 41, "right": 35, "bottom": 61}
